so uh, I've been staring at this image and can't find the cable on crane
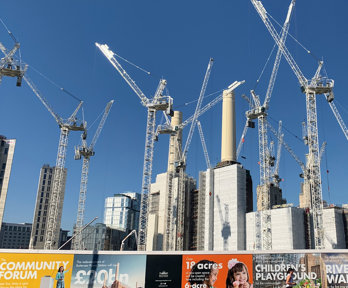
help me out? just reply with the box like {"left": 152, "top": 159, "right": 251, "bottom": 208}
{"left": 88, "top": 104, "right": 110, "bottom": 131}
{"left": 0, "top": 17, "right": 17, "bottom": 43}
{"left": 175, "top": 89, "right": 223, "bottom": 109}
{"left": 28, "top": 64, "right": 82, "bottom": 102}
{"left": 268, "top": 115, "right": 302, "bottom": 143}
{"left": 113, "top": 51, "right": 151, "bottom": 75}
{"left": 267, "top": 12, "right": 320, "bottom": 63}
{"left": 253, "top": 43, "right": 277, "bottom": 91}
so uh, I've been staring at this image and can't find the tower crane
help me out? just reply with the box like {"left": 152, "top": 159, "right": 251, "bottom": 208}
{"left": 157, "top": 80, "right": 244, "bottom": 250}
{"left": 0, "top": 40, "right": 27, "bottom": 86}
{"left": 251, "top": 0, "right": 334, "bottom": 248}
{"left": 72, "top": 100, "right": 114, "bottom": 250}
{"left": 24, "top": 75, "right": 84, "bottom": 249}
{"left": 96, "top": 43, "right": 172, "bottom": 250}
{"left": 245, "top": 0, "right": 295, "bottom": 250}
{"left": 175, "top": 58, "right": 214, "bottom": 251}
{"left": 155, "top": 70, "right": 244, "bottom": 251}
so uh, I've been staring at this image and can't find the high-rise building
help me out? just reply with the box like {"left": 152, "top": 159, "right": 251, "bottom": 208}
{"left": 0, "top": 136, "right": 16, "bottom": 231}
{"left": 197, "top": 164, "right": 253, "bottom": 251}
{"left": 0, "top": 222, "right": 31, "bottom": 249}
{"left": 146, "top": 172, "right": 196, "bottom": 251}
{"left": 195, "top": 88, "right": 253, "bottom": 251}
{"left": 79, "top": 223, "right": 107, "bottom": 251}
{"left": 104, "top": 192, "right": 141, "bottom": 232}
{"left": 29, "top": 164, "right": 67, "bottom": 249}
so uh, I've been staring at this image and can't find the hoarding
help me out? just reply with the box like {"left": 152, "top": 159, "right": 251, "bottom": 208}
{"left": 70, "top": 254, "right": 146, "bottom": 288}
{"left": 1, "top": 250, "right": 348, "bottom": 287}
{"left": 145, "top": 255, "right": 182, "bottom": 288}
{"left": 0, "top": 252, "right": 74, "bottom": 288}
{"left": 182, "top": 254, "right": 253, "bottom": 288}
{"left": 253, "top": 253, "right": 323, "bottom": 288}
{"left": 322, "top": 253, "right": 348, "bottom": 288}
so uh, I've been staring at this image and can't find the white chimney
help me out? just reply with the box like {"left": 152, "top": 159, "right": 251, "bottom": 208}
{"left": 220, "top": 89, "right": 236, "bottom": 163}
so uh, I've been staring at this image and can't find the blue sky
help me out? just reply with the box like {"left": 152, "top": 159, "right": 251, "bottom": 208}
{"left": 1, "top": 0, "right": 347, "bottom": 232}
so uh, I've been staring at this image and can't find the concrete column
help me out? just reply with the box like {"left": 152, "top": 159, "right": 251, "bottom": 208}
{"left": 221, "top": 90, "right": 236, "bottom": 163}
{"left": 167, "top": 111, "right": 183, "bottom": 172}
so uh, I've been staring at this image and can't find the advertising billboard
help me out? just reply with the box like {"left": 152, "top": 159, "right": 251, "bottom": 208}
{"left": 0, "top": 252, "right": 74, "bottom": 288}
{"left": 70, "top": 253, "right": 146, "bottom": 288}
{"left": 182, "top": 254, "right": 253, "bottom": 288}
{"left": 145, "top": 254, "right": 182, "bottom": 288}
{"left": 322, "top": 253, "right": 348, "bottom": 288}
{"left": 253, "top": 253, "right": 323, "bottom": 288}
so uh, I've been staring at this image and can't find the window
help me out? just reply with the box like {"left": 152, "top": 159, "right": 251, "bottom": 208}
{"left": 43, "top": 174, "right": 46, "bottom": 179}
{"left": 1, "top": 163, "right": 5, "bottom": 169}
{"left": 44, "top": 205, "right": 48, "bottom": 210}
{"left": 4, "top": 148, "right": 8, "bottom": 154}
{"left": 40, "top": 236, "right": 43, "bottom": 241}
{"left": 40, "top": 192, "right": 44, "bottom": 198}
{"left": 41, "top": 186, "right": 45, "bottom": 191}
{"left": 40, "top": 199, "right": 43, "bottom": 204}
{"left": 38, "top": 211, "right": 41, "bottom": 216}
{"left": 42, "top": 180, "right": 45, "bottom": 185}
{"left": 37, "top": 217, "right": 40, "bottom": 222}
{"left": 9, "top": 226, "right": 12, "bottom": 231}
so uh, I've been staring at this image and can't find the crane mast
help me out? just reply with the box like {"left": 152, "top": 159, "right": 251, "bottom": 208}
{"left": 197, "top": 121, "right": 211, "bottom": 169}
{"left": 176, "top": 58, "right": 213, "bottom": 251}
{"left": 72, "top": 100, "right": 114, "bottom": 250}
{"left": 96, "top": 43, "right": 172, "bottom": 250}
{"left": 24, "top": 75, "right": 84, "bottom": 249}
{"left": 245, "top": 0, "right": 294, "bottom": 250}
{"left": 251, "top": 0, "right": 335, "bottom": 249}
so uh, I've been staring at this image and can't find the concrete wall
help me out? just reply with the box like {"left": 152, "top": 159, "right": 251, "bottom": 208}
{"left": 213, "top": 164, "right": 246, "bottom": 251}
{"left": 246, "top": 207, "right": 306, "bottom": 250}
{"left": 323, "top": 207, "right": 346, "bottom": 249}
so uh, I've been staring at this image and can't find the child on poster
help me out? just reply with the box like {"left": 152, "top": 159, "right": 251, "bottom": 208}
{"left": 226, "top": 259, "right": 253, "bottom": 288}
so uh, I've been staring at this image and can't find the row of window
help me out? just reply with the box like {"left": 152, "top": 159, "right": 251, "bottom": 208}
{"left": 2, "top": 226, "right": 31, "bottom": 232}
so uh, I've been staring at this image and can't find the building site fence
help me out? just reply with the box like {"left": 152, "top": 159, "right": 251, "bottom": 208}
{"left": 0, "top": 249, "right": 346, "bottom": 287}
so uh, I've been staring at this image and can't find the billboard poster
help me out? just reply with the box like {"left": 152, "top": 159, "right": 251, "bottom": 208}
{"left": 182, "top": 254, "right": 253, "bottom": 288}
{"left": 145, "top": 255, "right": 182, "bottom": 288}
{"left": 0, "top": 252, "right": 74, "bottom": 288}
{"left": 70, "top": 254, "right": 146, "bottom": 288}
{"left": 253, "top": 253, "right": 323, "bottom": 288}
{"left": 321, "top": 253, "right": 348, "bottom": 288}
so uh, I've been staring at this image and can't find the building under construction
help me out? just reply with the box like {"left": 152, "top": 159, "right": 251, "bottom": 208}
{"left": 29, "top": 164, "right": 67, "bottom": 249}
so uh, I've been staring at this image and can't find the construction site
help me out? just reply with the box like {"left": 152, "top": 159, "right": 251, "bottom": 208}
{"left": 0, "top": 0, "right": 347, "bottom": 253}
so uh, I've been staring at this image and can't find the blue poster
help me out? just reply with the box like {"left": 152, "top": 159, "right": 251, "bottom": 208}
{"left": 70, "top": 254, "right": 146, "bottom": 288}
